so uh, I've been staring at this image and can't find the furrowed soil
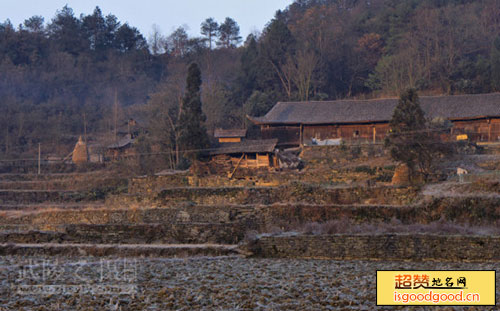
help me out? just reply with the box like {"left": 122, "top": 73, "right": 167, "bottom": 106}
{"left": 1, "top": 145, "right": 499, "bottom": 310}
{"left": 0, "top": 256, "right": 498, "bottom": 311}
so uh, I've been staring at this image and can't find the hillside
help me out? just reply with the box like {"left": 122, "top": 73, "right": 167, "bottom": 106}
{"left": 0, "top": 0, "right": 499, "bottom": 162}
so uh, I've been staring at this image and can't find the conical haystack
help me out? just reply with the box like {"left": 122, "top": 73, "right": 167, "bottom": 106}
{"left": 72, "top": 136, "right": 88, "bottom": 164}
{"left": 391, "top": 163, "right": 410, "bottom": 186}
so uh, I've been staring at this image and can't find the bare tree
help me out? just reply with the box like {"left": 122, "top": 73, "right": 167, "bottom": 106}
{"left": 291, "top": 49, "right": 318, "bottom": 101}
{"left": 270, "top": 49, "right": 318, "bottom": 101}
{"left": 146, "top": 61, "right": 187, "bottom": 167}
{"left": 148, "top": 24, "right": 165, "bottom": 55}
{"left": 167, "top": 27, "right": 189, "bottom": 57}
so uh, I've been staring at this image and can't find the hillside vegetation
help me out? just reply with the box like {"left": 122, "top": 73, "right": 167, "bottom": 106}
{"left": 1, "top": 0, "right": 499, "bottom": 159}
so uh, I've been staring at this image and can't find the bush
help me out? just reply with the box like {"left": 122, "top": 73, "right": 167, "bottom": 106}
{"left": 354, "top": 165, "right": 376, "bottom": 175}
{"left": 350, "top": 145, "right": 362, "bottom": 159}
{"left": 176, "top": 157, "right": 191, "bottom": 170}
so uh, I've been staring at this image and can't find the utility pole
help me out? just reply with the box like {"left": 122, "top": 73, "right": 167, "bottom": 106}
{"left": 83, "top": 112, "right": 87, "bottom": 143}
{"left": 38, "top": 143, "right": 41, "bottom": 175}
{"left": 114, "top": 88, "right": 118, "bottom": 142}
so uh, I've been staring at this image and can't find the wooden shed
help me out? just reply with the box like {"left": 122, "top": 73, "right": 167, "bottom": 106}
{"left": 213, "top": 128, "right": 247, "bottom": 143}
{"left": 248, "top": 93, "right": 500, "bottom": 147}
{"left": 208, "top": 139, "right": 278, "bottom": 173}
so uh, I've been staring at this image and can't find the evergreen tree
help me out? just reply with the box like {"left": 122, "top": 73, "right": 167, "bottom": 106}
{"left": 82, "top": 7, "right": 107, "bottom": 51}
{"left": 47, "top": 5, "right": 86, "bottom": 55}
{"left": 385, "top": 89, "right": 450, "bottom": 182}
{"left": 177, "top": 63, "right": 210, "bottom": 161}
{"left": 491, "top": 37, "right": 500, "bottom": 92}
{"left": 217, "top": 17, "right": 241, "bottom": 48}
{"left": 200, "top": 18, "right": 218, "bottom": 50}
{"left": 234, "top": 34, "right": 259, "bottom": 102}
{"left": 23, "top": 16, "right": 44, "bottom": 33}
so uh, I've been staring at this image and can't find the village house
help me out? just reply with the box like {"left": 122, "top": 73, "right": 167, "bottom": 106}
{"left": 105, "top": 118, "right": 146, "bottom": 161}
{"left": 106, "top": 134, "right": 136, "bottom": 161}
{"left": 248, "top": 93, "right": 500, "bottom": 147}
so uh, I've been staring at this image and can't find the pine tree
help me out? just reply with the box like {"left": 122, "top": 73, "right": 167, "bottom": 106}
{"left": 491, "top": 37, "right": 500, "bottom": 92}
{"left": 217, "top": 17, "right": 241, "bottom": 48}
{"left": 177, "top": 63, "right": 210, "bottom": 162}
{"left": 201, "top": 18, "right": 218, "bottom": 50}
{"left": 385, "top": 89, "right": 450, "bottom": 182}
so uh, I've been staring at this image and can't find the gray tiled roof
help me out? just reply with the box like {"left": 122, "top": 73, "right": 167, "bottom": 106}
{"left": 107, "top": 134, "right": 134, "bottom": 149}
{"left": 209, "top": 139, "right": 278, "bottom": 155}
{"left": 214, "top": 128, "right": 247, "bottom": 138}
{"left": 248, "top": 93, "right": 500, "bottom": 125}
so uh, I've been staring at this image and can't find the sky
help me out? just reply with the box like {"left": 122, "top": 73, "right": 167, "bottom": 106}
{"left": 0, "top": 0, "right": 294, "bottom": 40}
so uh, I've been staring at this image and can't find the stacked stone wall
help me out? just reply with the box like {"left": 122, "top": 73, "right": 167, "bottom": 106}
{"left": 253, "top": 234, "right": 500, "bottom": 261}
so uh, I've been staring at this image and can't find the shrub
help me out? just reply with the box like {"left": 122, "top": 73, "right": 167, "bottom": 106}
{"left": 354, "top": 165, "right": 376, "bottom": 175}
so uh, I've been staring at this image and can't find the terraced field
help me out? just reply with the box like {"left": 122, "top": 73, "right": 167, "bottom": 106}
{"left": 0, "top": 168, "right": 499, "bottom": 310}
{"left": 0, "top": 256, "right": 497, "bottom": 310}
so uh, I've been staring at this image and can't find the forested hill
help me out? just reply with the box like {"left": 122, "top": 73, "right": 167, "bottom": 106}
{"left": 1, "top": 0, "right": 499, "bottom": 156}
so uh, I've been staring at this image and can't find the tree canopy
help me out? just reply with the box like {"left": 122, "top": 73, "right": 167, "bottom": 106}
{"left": 1, "top": 1, "right": 499, "bottom": 159}
{"left": 385, "top": 89, "right": 451, "bottom": 182}
{"left": 177, "top": 63, "right": 210, "bottom": 161}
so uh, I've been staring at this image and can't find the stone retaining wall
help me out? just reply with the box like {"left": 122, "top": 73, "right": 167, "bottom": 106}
{"left": 128, "top": 174, "right": 283, "bottom": 194}
{"left": 252, "top": 234, "right": 500, "bottom": 261}
{"left": 0, "top": 243, "right": 240, "bottom": 257}
{"left": 0, "top": 190, "right": 96, "bottom": 204}
{"left": 64, "top": 223, "right": 244, "bottom": 244}
{"left": 3, "top": 195, "right": 500, "bottom": 235}
{"left": 136, "top": 185, "right": 419, "bottom": 206}
{"left": 0, "top": 223, "right": 245, "bottom": 245}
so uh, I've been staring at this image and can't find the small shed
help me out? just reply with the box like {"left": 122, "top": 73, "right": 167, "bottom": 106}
{"left": 209, "top": 139, "right": 278, "bottom": 172}
{"left": 214, "top": 129, "right": 247, "bottom": 143}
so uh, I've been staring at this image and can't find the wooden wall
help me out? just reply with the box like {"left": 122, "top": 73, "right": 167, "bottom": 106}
{"left": 218, "top": 137, "right": 241, "bottom": 143}
{"left": 491, "top": 118, "right": 500, "bottom": 141}
{"left": 106, "top": 147, "right": 137, "bottom": 161}
{"left": 230, "top": 153, "right": 271, "bottom": 168}
{"left": 261, "top": 126, "right": 300, "bottom": 146}
{"left": 260, "top": 117, "right": 500, "bottom": 147}
{"left": 452, "top": 118, "right": 500, "bottom": 142}
{"left": 303, "top": 123, "right": 390, "bottom": 143}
